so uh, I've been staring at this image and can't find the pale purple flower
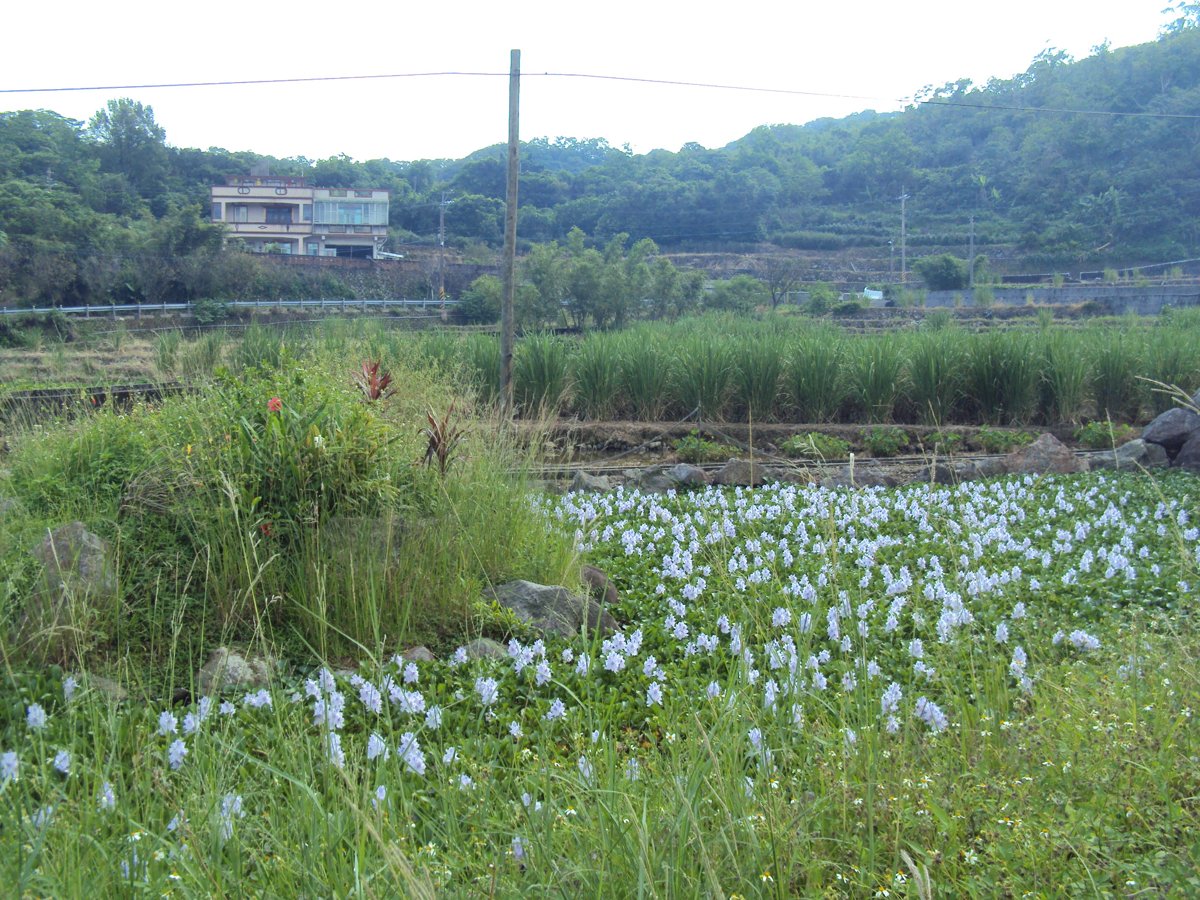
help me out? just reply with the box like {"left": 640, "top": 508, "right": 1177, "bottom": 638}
{"left": 509, "top": 721, "right": 523, "bottom": 739}
{"left": 511, "top": 835, "right": 526, "bottom": 860}
{"left": 544, "top": 698, "right": 566, "bottom": 721}
{"left": 358, "top": 681, "right": 383, "bottom": 714}
{"left": 398, "top": 732, "right": 425, "bottom": 776}
{"left": 535, "top": 660, "right": 552, "bottom": 687}
{"left": 403, "top": 663, "right": 419, "bottom": 685}
{"left": 458, "top": 773, "right": 474, "bottom": 790}
{"left": 442, "top": 746, "right": 458, "bottom": 765}
{"left": 914, "top": 696, "right": 949, "bottom": 733}
{"left": 367, "top": 732, "right": 389, "bottom": 761}
{"left": 63, "top": 676, "right": 79, "bottom": 702}
{"left": 450, "top": 647, "right": 469, "bottom": 667}
{"left": 475, "top": 677, "right": 499, "bottom": 706}
{"left": 158, "top": 711, "right": 179, "bottom": 735}
{"left": 97, "top": 781, "right": 116, "bottom": 811}
{"left": 706, "top": 681, "right": 722, "bottom": 700}
{"left": 1, "top": 751, "right": 18, "bottom": 784}
{"left": 646, "top": 682, "right": 663, "bottom": 707}
{"left": 26, "top": 704, "right": 47, "bottom": 731}
{"left": 182, "top": 712, "right": 200, "bottom": 735}
{"left": 219, "top": 701, "right": 236, "bottom": 716}
{"left": 167, "top": 739, "right": 188, "bottom": 771}
{"left": 424, "top": 705, "right": 443, "bottom": 730}
{"left": 219, "top": 793, "right": 244, "bottom": 841}
{"left": 53, "top": 749, "right": 71, "bottom": 775}
{"left": 577, "top": 755, "right": 595, "bottom": 784}
{"left": 327, "top": 732, "right": 345, "bottom": 769}
{"left": 771, "top": 607, "right": 791, "bottom": 629}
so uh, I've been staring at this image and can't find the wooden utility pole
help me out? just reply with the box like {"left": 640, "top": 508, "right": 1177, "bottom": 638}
{"left": 438, "top": 191, "right": 452, "bottom": 322}
{"left": 898, "top": 188, "right": 910, "bottom": 285}
{"left": 500, "top": 49, "right": 520, "bottom": 414}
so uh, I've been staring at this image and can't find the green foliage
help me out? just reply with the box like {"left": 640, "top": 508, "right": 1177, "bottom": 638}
{"left": 1074, "top": 419, "right": 1139, "bottom": 449}
{"left": 673, "top": 336, "right": 734, "bottom": 421}
{"left": 457, "top": 274, "right": 502, "bottom": 324}
{"left": 924, "top": 430, "right": 965, "bottom": 454}
{"left": 861, "top": 425, "right": 909, "bottom": 457}
{"left": 704, "top": 274, "right": 768, "bottom": 313}
{"left": 672, "top": 430, "right": 732, "bottom": 463}
{"left": 786, "top": 333, "right": 845, "bottom": 422}
{"left": 908, "top": 332, "right": 963, "bottom": 424}
{"left": 731, "top": 333, "right": 784, "bottom": 422}
{"left": 779, "top": 431, "right": 851, "bottom": 460}
{"left": 514, "top": 333, "right": 572, "bottom": 415}
{"left": 618, "top": 331, "right": 673, "bottom": 420}
{"left": 914, "top": 253, "right": 969, "bottom": 290}
{"left": 976, "top": 424, "right": 1035, "bottom": 453}
{"left": 850, "top": 339, "right": 905, "bottom": 423}
{"left": 571, "top": 336, "right": 621, "bottom": 420}
{"left": 963, "top": 331, "right": 1041, "bottom": 425}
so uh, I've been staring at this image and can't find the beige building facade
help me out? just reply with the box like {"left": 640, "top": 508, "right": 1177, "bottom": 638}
{"left": 210, "top": 175, "right": 390, "bottom": 259}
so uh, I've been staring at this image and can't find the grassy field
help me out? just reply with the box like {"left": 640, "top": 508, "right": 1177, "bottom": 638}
{"left": 1, "top": 316, "right": 1198, "bottom": 896}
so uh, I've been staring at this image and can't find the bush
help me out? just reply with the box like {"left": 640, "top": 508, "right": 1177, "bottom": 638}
{"left": 914, "top": 254, "right": 969, "bottom": 290}
{"left": 779, "top": 432, "right": 851, "bottom": 461}
{"left": 976, "top": 425, "right": 1034, "bottom": 453}
{"left": 861, "top": 425, "right": 909, "bottom": 457}
{"left": 923, "top": 430, "right": 964, "bottom": 454}
{"left": 1074, "top": 420, "right": 1139, "bottom": 449}
{"left": 458, "top": 275, "right": 502, "bottom": 324}
{"left": 672, "top": 430, "right": 732, "bottom": 464}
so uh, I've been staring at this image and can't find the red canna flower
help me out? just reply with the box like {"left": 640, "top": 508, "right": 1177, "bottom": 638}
{"left": 267, "top": 397, "right": 283, "bottom": 413}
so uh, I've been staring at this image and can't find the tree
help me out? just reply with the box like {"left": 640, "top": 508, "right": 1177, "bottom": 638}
{"left": 756, "top": 255, "right": 806, "bottom": 309}
{"left": 913, "top": 254, "right": 969, "bottom": 290}
{"left": 705, "top": 275, "right": 768, "bottom": 313}
{"left": 86, "top": 99, "right": 169, "bottom": 204}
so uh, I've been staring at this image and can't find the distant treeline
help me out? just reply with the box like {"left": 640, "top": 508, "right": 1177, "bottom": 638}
{"left": 2, "top": 16, "right": 1199, "bottom": 309}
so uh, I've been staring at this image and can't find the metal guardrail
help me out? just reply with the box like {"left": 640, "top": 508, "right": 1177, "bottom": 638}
{"left": 0, "top": 299, "right": 460, "bottom": 317}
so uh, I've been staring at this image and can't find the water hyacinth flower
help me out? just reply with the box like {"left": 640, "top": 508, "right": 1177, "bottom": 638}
{"left": 511, "top": 835, "right": 526, "bottom": 860}
{"left": 509, "top": 721, "right": 523, "bottom": 739}
{"left": 424, "top": 705, "right": 443, "bottom": 730}
{"left": 706, "top": 681, "right": 722, "bottom": 700}
{"left": 442, "top": 746, "right": 458, "bottom": 765}
{"left": 53, "top": 749, "right": 71, "bottom": 775}
{"left": 167, "top": 739, "right": 188, "bottom": 771}
{"left": 158, "top": 711, "right": 179, "bottom": 736}
{"left": 26, "top": 703, "right": 47, "bottom": 731}
{"left": 327, "top": 732, "right": 345, "bottom": 769}
{"left": 475, "top": 677, "right": 499, "bottom": 706}
{"left": 98, "top": 781, "right": 117, "bottom": 811}
{"left": 646, "top": 682, "right": 663, "bottom": 707}
{"left": 358, "top": 681, "right": 383, "bottom": 714}
{"left": 243, "top": 689, "right": 272, "bottom": 709}
{"left": 63, "top": 676, "right": 79, "bottom": 702}
{"left": 367, "top": 732, "right": 390, "bottom": 761}
{"left": 372, "top": 785, "right": 387, "bottom": 810}
{"left": 182, "top": 712, "right": 201, "bottom": 735}
{"left": 398, "top": 733, "right": 426, "bottom": 776}
{"left": 577, "top": 756, "right": 595, "bottom": 785}
{"left": 544, "top": 698, "right": 567, "bottom": 721}
{"left": 458, "top": 774, "right": 474, "bottom": 791}
{"left": 219, "top": 793, "right": 244, "bottom": 842}
{"left": 1, "top": 751, "right": 18, "bottom": 783}
{"left": 914, "top": 696, "right": 949, "bottom": 733}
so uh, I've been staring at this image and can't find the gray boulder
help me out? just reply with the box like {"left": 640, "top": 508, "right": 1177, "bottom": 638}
{"left": 568, "top": 470, "right": 612, "bottom": 493}
{"left": 197, "top": 646, "right": 274, "bottom": 695}
{"left": 400, "top": 645, "right": 437, "bottom": 663}
{"left": 631, "top": 463, "right": 708, "bottom": 493}
{"left": 485, "top": 580, "right": 618, "bottom": 638}
{"left": 1089, "top": 438, "right": 1170, "bottom": 472}
{"left": 822, "top": 463, "right": 897, "bottom": 489}
{"left": 581, "top": 565, "right": 619, "bottom": 607}
{"left": 1001, "top": 433, "right": 1086, "bottom": 476}
{"left": 1142, "top": 407, "right": 1200, "bottom": 458}
{"left": 1173, "top": 432, "right": 1200, "bottom": 472}
{"left": 23, "top": 522, "right": 118, "bottom": 662}
{"left": 463, "top": 637, "right": 507, "bottom": 660}
{"left": 711, "top": 458, "right": 768, "bottom": 487}
{"left": 917, "top": 460, "right": 973, "bottom": 485}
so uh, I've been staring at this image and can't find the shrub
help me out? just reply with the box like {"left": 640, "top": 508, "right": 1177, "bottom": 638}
{"left": 923, "top": 430, "right": 964, "bottom": 454}
{"left": 514, "top": 333, "right": 571, "bottom": 415}
{"left": 571, "top": 336, "right": 621, "bottom": 420}
{"left": 786, "top": 334, "right": 845, "bottom": 423}
{"left": 672, "top": 430, "right": 732, "bottom": 463}
{"left": 779, "top": 432, "right": 851, "bottom": 461}
{"left": 861, "top": 425, "right": 909, "bottom": 457}
{"left": 976, "top": 424, "right": 1034, "bottom": 453}
{"left": 849, "top": 339, "right": 905, "bottom": 423}
{"left": 913, "top": 254, "right": 968, "bottom": 290}
{"left": 1074, "top": 420, "right": 1139, "bottom": 449}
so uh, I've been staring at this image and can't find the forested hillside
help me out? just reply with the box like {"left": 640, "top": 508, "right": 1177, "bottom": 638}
{"left": 2, "top": 20, "right": 1199, "bottom": 308}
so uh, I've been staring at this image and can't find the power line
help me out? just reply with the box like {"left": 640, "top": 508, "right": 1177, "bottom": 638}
{"left": 5, "top": 67, "right": 1198, "bottom": 121}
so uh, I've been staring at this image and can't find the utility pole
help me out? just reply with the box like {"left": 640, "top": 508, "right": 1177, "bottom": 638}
{"left": 898, "top": 188, "right": 910, "bottom": 285}
{"left": 500, "top": 49, "right": 520, "bottom": 415}
{"left": 968, "top": 214, "right": 976, "bottom": 289}
{"left": 888, "top": 240, "right": 894, "bottom": 282}
{"left": 438, "top": 191, "right": 453, "bottom": 322}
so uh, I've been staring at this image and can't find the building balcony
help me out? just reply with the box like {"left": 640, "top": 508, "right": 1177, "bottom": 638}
{"left": 224, "top": 222, "right": 314, "bottom": 235}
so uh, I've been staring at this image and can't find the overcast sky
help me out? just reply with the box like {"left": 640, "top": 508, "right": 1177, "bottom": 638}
{"left": 0, "top": 0, "right": 1174, "bottom": 163}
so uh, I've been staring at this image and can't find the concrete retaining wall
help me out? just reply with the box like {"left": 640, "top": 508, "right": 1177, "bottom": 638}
{"left": 923, "top": 285, "right": 1200, "bottom": 314}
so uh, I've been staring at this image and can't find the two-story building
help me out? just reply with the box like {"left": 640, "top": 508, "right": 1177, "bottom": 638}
{"left": 210, "top": 174, "right": 390, "bottom": 259}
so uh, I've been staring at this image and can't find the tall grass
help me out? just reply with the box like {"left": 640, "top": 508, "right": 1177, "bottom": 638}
{"left": 1040, "top": 332, "right": 1089, "bottom": 424}
{"left": 1088, "top": 330, "right": 1144, "bottom": 422}
{"left": 731, "top": 332, "right": 786, "bottom": 422}
{"left": 673, "top": 335, "right": 734, "bottom": 422}
{"left": 786, "top": 333, "right": 846, "bottom": 423}
{"left": 617, "top": 332, "right": 674, "bottom": 421}
{"left": 849, "top": 338, "right": 906, "bottom": 423}
{"left": 571, "top": 336, "right": 622, "bottom": 420}
{"left": 513, "top": 333, "right": 572, "bottom": 416}
{"left": 962, "top": 331, "right": 1041, "bottom": 425}
{"left": 907, "top": 331, "right": 963, "bottom": 425}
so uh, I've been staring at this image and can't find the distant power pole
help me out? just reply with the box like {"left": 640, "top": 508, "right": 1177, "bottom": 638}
{"left": 898, "top": 189, "right": 910, "bottom": 284}
{"left": 438, "top": 191, "right": 453, "bottom": 322}
{"left": 968, "top": 214, "right": 976, "bottom": 289}
{"left": 500, "top": 49, "right": 520, "bottom": 414}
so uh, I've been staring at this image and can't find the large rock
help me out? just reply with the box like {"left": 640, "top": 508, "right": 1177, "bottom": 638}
{"left": 1001, "top": 433, "right": 1086, "bottom": 475}
{"left": 917, "top": 460, "right": 973, "bottom": 485}
{"left": 821, "top": 463, "right": 897, "bottom": 489}
{"left": 568, "top": 470, "right": 612, "bottom": 493}
{"left": 23, "top": 522, "right": 118, "bottom": 662}
{"left": 581, "top": 565, "right": 619, "bottom": 607}
{"left": 463, "top": 637, "right": 506, "bottom": 660}
{"left": 400, "top": 645, "right": 436, "bottom": 663}
{"left": 1142, "top": 407, "right": 1200, "bottom": 458}
{"left": 1174, "top": 432, "right": 1200, "bottom": 472}
{"left": 630, "top": 463, "right": 708, "bottom": 493}
{"left": 197, "top": 646, "right": 274, "bottom": 695}
{"left": 485, "top": 580, "right": 618, "bottom": 638}
{"left": 711, "top": 458, "right": 768, "bottom": 487}
{"left": 1088, "top": 438, "right": 1170, "bottom": 472}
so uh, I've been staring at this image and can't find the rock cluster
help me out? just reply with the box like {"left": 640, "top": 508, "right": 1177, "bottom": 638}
{"left": 1141, "top": 389, "right": 1200, "bottom": 472}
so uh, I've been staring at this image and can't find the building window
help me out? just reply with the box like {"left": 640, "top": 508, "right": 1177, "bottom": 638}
{"left": 230, "top": 205, "right": 248, "bottom": 223}
{"left": 302, "top": 204, "right": 313, "bottom": 223}
{"left": 313, "top": 201, "right": 388, "bottom": 226}
{"left": 211, "top": 202, "right": 222, "bottom": 221}
{"left": 329, "top": 189, "right": 347, "bottom": 197}
{"left": 266, "top": 206, "right": 293, "bottom": 225}
{"left": 306, "top": 241, "right": 320, "bottom": 255}
{"left": 354, "top": 190, "right": 373, "bottom": 197}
